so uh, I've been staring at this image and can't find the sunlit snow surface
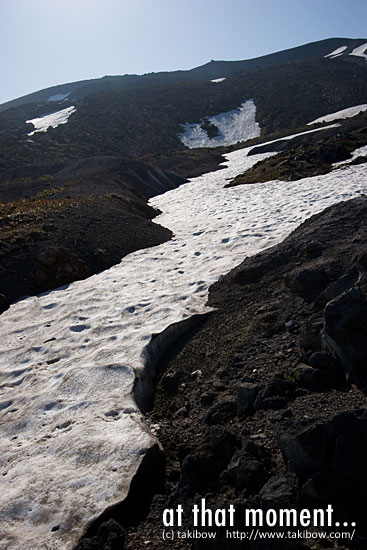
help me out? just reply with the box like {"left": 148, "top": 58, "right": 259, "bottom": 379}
{"left": 0, "top": 134, "right": 366, "bottom": 549}
{"left": 210, "top": 77, "right": 226, "bottom": 83}
{"left": 178, "top": 99, "right": 261, "bottom": 148}
{"left": 324, "top": 45, "right": 347, "bottom": 57}
{"left": 26, "top": 106, "right": 76, "bottom": 135}
{"left": 307, "top": 104, "right": 367, "bottom": 125}
{"left": 349, "top": 42, "right": 367, "bottom": 60}
{"left": 48, "top": 93, "right": 70, "bottom": 102}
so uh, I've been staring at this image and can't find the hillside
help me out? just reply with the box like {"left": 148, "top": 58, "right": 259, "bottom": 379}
{"left": 0, "top": 157, "right": 184, "bottom": 311}
{"left": 1, "top": 37, "right": 367, "bottom": 550}
{"left": 1, "top": 56, "right": 367, "bottom": 175}
{"left": 124, "top": 197, "right": 367, "bottom": 550}
{"left": 1, "top": 37, "right": 365, "bottom": 112}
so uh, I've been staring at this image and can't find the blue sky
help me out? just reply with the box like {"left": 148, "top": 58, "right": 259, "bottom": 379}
{"left": 1, "top": 0, "right": 366, "bottom": 104}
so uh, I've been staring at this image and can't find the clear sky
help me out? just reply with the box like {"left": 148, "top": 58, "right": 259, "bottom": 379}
{"left": 1, "top": 0, "right": 366, "bottom": 104}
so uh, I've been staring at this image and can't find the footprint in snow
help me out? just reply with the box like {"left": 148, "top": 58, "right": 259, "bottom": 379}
{"left": 69, "top": 325, "right": 89, "bottom": 333}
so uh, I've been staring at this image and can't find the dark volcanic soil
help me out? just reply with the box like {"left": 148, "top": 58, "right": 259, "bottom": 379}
{"left": 116, "top": 197, "right": 367, "bottom": 550}
{"left": 0, "top": 156, "right": 183, "bottom": 312}
{"left": 227, "top": 118, "right": 367, "bottom": 186}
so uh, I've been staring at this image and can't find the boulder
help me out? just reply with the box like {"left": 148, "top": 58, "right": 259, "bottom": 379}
{"left": 236, "top": 383, "right": 258, "bottom": 416}
{"left": 323, "top": 275, "right": 367, "bottom": 381}
{"left": 75, "top": 519, "right": 126, "bottom": 550}
{"left": 284, "top": 267, "right": 328, "bottom": 301}
{"left": 259, "top": 474, "right": 299, "bottom": 509}
{"left": 205, "top": 397, "right": 236, "bottom": 425}
{"left": 293, "top": 364, "right": 330, "bottom": 391}
{"left": 278, "top": 423, "right": 328, "bottom": 478}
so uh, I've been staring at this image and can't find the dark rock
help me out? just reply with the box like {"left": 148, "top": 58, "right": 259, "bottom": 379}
{"left": 75, "top": 519, "right": 126, "bottom": 550}
{"left": 206, "top": 427, "right": 239, "bottom": 464}
{"left": 278, "top": 423, "right": 328, "bottom": 478}
{"left": 254, "top": 394, "right": 288, "bottom": 411}
{"left": 94, "top": 248, "right": 113, "bottom": 268}
{"left": 161, "top": 371, "right": 179, "bottom": 394}
{"left": 259, "top": 474, "right": 299, "bottom": 509}
{"left": 254, "top": 376, "right": 295, "bottom": 410}
{"left": 236, "top": 383, "right": 258, "bottom": 416}
{"left": 308, "top": 351, "right": 339, "bottom": 373}
{"left": 179, "top": 450, "right": 216, "bottom": 495}
{"left": 332, "top": 432, "right": 367, "bottom": 482}
{"left": 35, "top": 247, "right": 91, "bottom": 288}
{"left": 300, "top": 320, "right": 323, "bottom": 351}
{"left": 0, "top": 293, "right": 9, "bottom": 314}
{"left": 174, "top": 406, "right": 188, "bottom": 418}
{"left": 323, "top": 276, "right": 367, "bottom": 381}
{"left": 293, "top": 364, "right": 330, "bottom": 390}
{"left": 221, "top": 448, "right": 267, "bottom": 491}
{"left": 326, "top": 409, "right": 362, "bottom": 441}
{"left": 299, "top": 241, "right": 322, "bottom": 259}
{"left": 313, "top": 266, "right": 359, "bottom": 310}
{"left": 33, "top": 270, "right": 47, "bottom": 287}
{"left": 267, "top": 409, "right": 293, "bottom": 424}
{"left": 284, "top": 267, "right": 328, "bottom": 301}
{"left": 200, "top": 392, "right": 217, "bottom": 406}
{"left": 350, "top": 155, "right": 367, "bottom": 166}
{"left": 205, "top": 397, "right": 236, "bottom": 425}
{"left": 354, "top": 249, "right": 367, "bottom": 271}
{"left": 301, "top": 470, "right": 341, "bottom": 500}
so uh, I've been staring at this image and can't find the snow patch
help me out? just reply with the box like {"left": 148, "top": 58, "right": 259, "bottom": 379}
{"left": 0, "top": 131, "right": 366, "bottom": 549}
{"left": 26, "top": 106, "right": 76, "bottom": 135}
{"left": 324, "top": 45, "right": 347, "bottom": 57}
{"left": 210, "top": 77, "right": 226, "bottom": 83}
{"left": 307, "top": 104, "right": 367, "bottom": 125}
{"left": 178, "top": 99, "right": 261, "bottom": 148}
{"left": 48, "top": 92, "right": 70, "bottom": 102}
{"left": 349, "top": 42, "right": 367, "bottom": 60}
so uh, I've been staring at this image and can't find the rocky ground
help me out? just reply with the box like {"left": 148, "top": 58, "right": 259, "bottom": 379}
{"left": 77, "top": 196, "right": 367, "bottom": 550}
{"left": 226, "top": 117, "right": 367, "bottom": 186}
{"left": 0, "top": 157, "right": 185, "bottom": 312}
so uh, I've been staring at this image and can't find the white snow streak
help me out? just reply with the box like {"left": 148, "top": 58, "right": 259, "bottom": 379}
{"left": 26, "top": 106, "right": 76, "bottom": 135}
{"left": 307, "top": 104, "right": 367, "bottom": 125}
{"left": 48, "top": 92, "right": 70, "bottom": 102}
{"left": 324, "top": 45, "right": 347, "bottom": 57}
{"left": 210, "top": 77, "right": 226, "bottom": 83}
{"left": 0, "top": 134, "right": 366, "bottom": 549}
{"left": 178, "top": 99, "right": 261, "bottom": 148}
{"left": 349, "top": 42, "right": 367, "bottom": 60}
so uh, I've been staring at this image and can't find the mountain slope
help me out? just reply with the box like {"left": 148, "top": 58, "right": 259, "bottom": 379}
{"left": 1, "top": 37, "right": 365, "bottom": 112}
{"left": 0, "top": 156, "right": 184, "bottom": 310}
{"left": 1, "top": 54, "right": 367, "bottom": 173}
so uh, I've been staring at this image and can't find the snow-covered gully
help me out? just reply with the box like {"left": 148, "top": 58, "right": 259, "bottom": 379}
{"left": 0, "top": 133, "right": 366, "bottom": 549}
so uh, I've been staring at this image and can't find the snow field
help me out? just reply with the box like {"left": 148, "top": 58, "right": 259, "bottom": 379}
{"left": 0, "top": 135, "right": 366, "bottom": 549}
{"left": 178, "top": 99, "right": 261, "bottom": 148}
{"left": 26, "top": 106, "right": 76, "bottom": 135}
{"left": 349, "top": 42, "right": 367, "bottom": 60}
{"left": 324, "top": 45, "right": 347, "bottom": 57}
{"left": 307, "top": 104, "right": 367, "bottom": 125}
